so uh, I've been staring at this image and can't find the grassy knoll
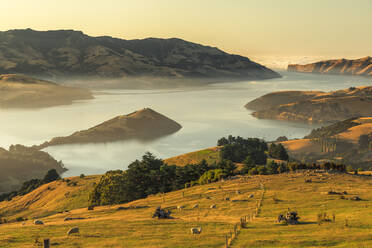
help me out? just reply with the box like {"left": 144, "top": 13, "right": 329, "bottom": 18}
{"left": 0, "top": 172, "right": 371, "bottom": 247}
{"left": 164, "top": 147, "right": 221, "bottom": 166}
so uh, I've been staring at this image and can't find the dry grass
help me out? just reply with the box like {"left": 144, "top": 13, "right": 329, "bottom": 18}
{"left": 0, "top": 173, "right": 372, "bottom": 247}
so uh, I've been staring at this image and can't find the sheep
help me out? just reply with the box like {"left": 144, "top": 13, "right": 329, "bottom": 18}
{"left": 34, "top": 220, "right": 44, "bottom": 225}
{"left": 190, "top": 227, "right": 202, "bottom": 234}
{"left": 177, "top": 205, "right": 185, "bottom": 211}
{"left": 67, "top": 227, "right": 80, "bottom": 236}
{"left": 210, "top": 204, "right": 216, "bottom": 209}
{"left": 192, "top": 204, "right": 199, "bottom": 209}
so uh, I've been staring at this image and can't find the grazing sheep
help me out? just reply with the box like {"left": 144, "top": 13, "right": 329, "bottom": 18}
{"left": 192, "top": 204, "right": 199, "bottom": 209}
{"left": 67, "top": 227, "right": 80, "bottom": 236}
{"left": 210, "top": 204, "right": 216, "bottom": 209}
{"left": 191, "top": 227, "right": 202, "bottom": 234}
{"left": 236, "top": 190, "right": 241, "bottom": 194}
{"left": 34, "top": 220, "right": 44, "bottom": 225}
{"left": 248, "top": 194, "right": 254, "bottom": 198}
{"left": 177, "top": 205, "right": 185, "bottom": 211}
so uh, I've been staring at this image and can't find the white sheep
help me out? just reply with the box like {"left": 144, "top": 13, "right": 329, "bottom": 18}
{"left": 191, "top": 227, "right": 202, "bottom": 234}
{"left": 210, "top": 204, "right": 216, "bottom": 209}
{"left": 192, "top": 204, "right": 199, "bottom": 209}
{"left": 177, "top": 205, "right": 185, "bottom": 211}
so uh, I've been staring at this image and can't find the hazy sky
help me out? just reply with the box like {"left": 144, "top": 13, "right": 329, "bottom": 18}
{"left": 1, "top": 0, "right": 371, "bottom": 58}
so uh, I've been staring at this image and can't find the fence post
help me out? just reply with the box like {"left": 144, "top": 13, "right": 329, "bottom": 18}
{"left": 225, "top": 235, "right": 228, "bottom": 248}
{"left": 43, "top": 239, "right": 50, "bottom": 248}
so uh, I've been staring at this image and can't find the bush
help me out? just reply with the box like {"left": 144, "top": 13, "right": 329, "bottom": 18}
{"left": 197, "top": 169, "right": 225, "bottom": 184}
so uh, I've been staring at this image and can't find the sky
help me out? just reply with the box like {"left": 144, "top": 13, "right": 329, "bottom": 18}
{"left": 0, "top": 0, "right": 371, "bottom": 61}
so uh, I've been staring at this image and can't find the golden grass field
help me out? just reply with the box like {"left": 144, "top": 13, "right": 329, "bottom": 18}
{"left": 1, "top": 171, "right": 372, "bottom": 247}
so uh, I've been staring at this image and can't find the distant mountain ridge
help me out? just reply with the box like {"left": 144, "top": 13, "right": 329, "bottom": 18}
{"left": 0, "top": 29, "right": 280, "bottom": 82}
{"left": 288, "top": 57, "right": 372, "bottom": 77}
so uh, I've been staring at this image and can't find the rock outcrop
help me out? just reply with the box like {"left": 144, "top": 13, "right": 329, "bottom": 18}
{"left": 288, "top": 57, "right": 372, "bottom": 77}
{"left": 38, "top": 108, "right": 182, "bottom": 148}
{"left": 0, "top": 29, "right": 280, "bottom": 84}
{"left": 0, "top": 74, "right": 92, "bottom": 108}
{"left": 245, "top": 86, "right": 372, "bottom": 123}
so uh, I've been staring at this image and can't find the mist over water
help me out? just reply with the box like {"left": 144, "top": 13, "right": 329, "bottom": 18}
{"left": 0, "top": 71, "right": 371, "bottom": 177}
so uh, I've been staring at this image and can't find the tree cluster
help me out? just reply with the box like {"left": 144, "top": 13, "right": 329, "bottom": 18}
{"left": 90, "top": 153, "right": 211, "bottom": 206}
{"left": 218, "top": 135, "right": 268, "bottom": 164}
{"left": 268, "top": 143, "right": 289, "bottom": 161}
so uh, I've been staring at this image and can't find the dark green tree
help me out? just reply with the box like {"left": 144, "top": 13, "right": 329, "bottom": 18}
{"left": 43, "top": 169, "right": 60, "bottom": 183}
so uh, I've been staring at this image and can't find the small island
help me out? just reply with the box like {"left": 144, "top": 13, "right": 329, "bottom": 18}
{"left": 0, "top": 74, "right": 93, "bottom": 108}
{"left": 245, "top": 86, "right": 372, "bottom": 123}
{"left": 38, "top": 108, "right": 182, "bottom": 148}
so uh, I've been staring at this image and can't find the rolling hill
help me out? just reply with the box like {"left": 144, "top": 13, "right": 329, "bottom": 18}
{"left": 281, "top": 117, "right": 372, "bottom": 168}
{"left": 0, "top": 74, "right": 92, "bottom": 108}
{"left": 0, "top": 145, "right": 66, "bottom": 194}
{"left": 245, "top": 86, "right": 372, "bottom": 123}
{"left": 288, "top": 56, "right": 372, "bottom": 77}
{"left": 164, "top": 147, "right": 221, "bottom": 166}
{"left": 0, "top": 172, "right": 371, "bottom": 247}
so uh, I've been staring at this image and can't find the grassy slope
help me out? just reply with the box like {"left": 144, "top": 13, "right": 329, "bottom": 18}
{"left": 164, "top": 147, "right": 221, "bottom": 166}
{"left": 0, "top": 176, "right": 100, "bottom": 219}
{"left": 1, "top": 172, "right": 372, "bottom": 247}
{"left": 281, "top": 117, "right": 372, "bottom": 163}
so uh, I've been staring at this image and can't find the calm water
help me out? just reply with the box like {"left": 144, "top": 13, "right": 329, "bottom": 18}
{"left": 0, "top": 71, "right": 371, "bottom": 176}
